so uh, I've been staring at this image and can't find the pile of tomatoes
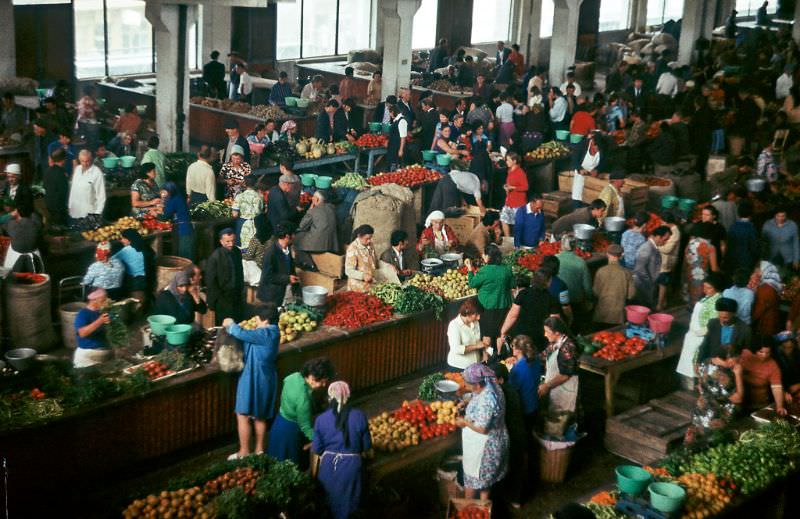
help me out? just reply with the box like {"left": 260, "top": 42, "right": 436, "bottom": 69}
{"left": 138, "top": 360, "right": 174, "bottom": 380}
{"left": 393, "top": 400, "right": 457, "bottom": 441}
{"left": 450, "top": 505, "right": 490, "bottom": 519}
{"left": 591, "top": 331, "right": 647, "bottom": 361}
{"left": 367, "top": 165, "right": 442, "bottom": 188}
{"left": 140, "top": 216, "right": 173, "bottom": 231}
{"left": 355, "top": 133, "right": 388, "bottom": 148}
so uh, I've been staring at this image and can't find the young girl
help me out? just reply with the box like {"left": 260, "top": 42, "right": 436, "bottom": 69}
{"left": 500, "top": 152, "right": 527, "bottom": 237}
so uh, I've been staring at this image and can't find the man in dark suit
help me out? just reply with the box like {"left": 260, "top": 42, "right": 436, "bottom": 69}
{"left": 202, "top": 50, "right": 226, "bottom": 99}
{"left": 418, "top": 98, "right": 439, "bottom": 150}
{"left": 379, "top": 230, "right": 413, "bottom": 281}
{"left": 625, "top": 76, "right": 649, "bottom": 115}
{"left": 257, "top": 223, "right": 299, "bottom": 307}
{"left": 204, "top": 229, "right": 245, "bottom": 325}
{"left": 372, "top": 95, "right": 397, "bottom": 124}
{"left": 316, "top": 100, "right": 348, "bottom": 143}
{"left": 43, "top": 148, "right": 70, "bottom": 226}
{"left": 428, "top": 38, "right": 449, "bottom": 72}
{"left": 398, "top": 88, "right": 415, "bottom": 127}
{"left": 222, "top": 120, "right": 250, "bottom": 164}
{"left": 267, "top": 175, "right": 300, "bottom": 232}
{"left": 495, "top": 41, "right": 511, "bottom": 68}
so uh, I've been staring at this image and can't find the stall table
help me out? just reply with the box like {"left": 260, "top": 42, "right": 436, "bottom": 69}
{"left": 579, "top": 306, "right": 690, "bottom": 418}
{"left": 189, "top": 103, "right": 316, "bottom": 148}
{"left": 253, "top": 152, "right": 357, "bottom": 176}
{"left": 354, "top": 146, "right": 387, "bottom": 177}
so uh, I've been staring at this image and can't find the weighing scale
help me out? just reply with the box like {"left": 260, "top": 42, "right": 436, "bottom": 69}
{"left": 616, "top": 496, "right": 677, "bottom": 519}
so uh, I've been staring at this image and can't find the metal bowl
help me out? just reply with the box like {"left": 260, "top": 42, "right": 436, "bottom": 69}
{"left": 573, "top": 223, "right": 596, "bottom": 240}
{"left": 746, "top": 178, "right": 766, "bottom": 192}
{"left": 604, "top": 216, "right": 626, "bottom": 232}
{"left": 5, "top": 348, "right": 37, "bottom": 371}
{"left": 435, "top": 380, "right": 460, "bottom": 394}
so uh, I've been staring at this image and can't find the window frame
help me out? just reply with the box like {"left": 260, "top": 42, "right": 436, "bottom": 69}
{"left": 469, "top": 0, "right": 513, "bottom": 45}
{"left": 278, "top": 0, "right": 374, "bottom": 61}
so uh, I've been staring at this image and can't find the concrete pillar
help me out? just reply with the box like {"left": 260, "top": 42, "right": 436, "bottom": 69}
{"left": 701, "top": 0, "right": 719, "bottom": 39}
{"left": 717, "top": 0, "right": 736, "bottom": 26}
{"left": 678, "top": 0, "right": 705, "bottom": 65}
{"left": 549, "top": 0, "right": 583, "bottom": 86}
{"left": 150, "top": 3, "right": 191, "bottom": 152}
{"left": 513, "top": 0, "right": 543, "bottom": 67}
{"left": 201, "top": 3, "right": 232, "bottom": 62}
{"left": 0, "top": 0, "right": 17, "bottom": 77}
{"left": 380, "top": 0, "right": 421, "bottom": 96}
{"left": 629, "top": 0, "right": 648, "bottom": 33}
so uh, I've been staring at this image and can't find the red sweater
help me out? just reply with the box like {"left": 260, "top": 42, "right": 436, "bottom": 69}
{"left": 505, "top": 165, "right": 528, "bottom": 208}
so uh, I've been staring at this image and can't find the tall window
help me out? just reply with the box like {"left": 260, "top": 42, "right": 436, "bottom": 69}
{"left": 106, "top": 1, "right": 153, "bottom": 76}
{"left": 599, "top": 0, "right": 631, "bottom": 31}
{"left": 540, "top": 0, "right": 554, "bottom": 38}
{"left": 470, "top": 0, "right": 512, "bottom": 44}
{"left": 276, "top": 0, "right": 373, "bottom": 60}
{"left": 735, "top": 0, "right": 777, "bottom": 16}
{"left": 646, "top": 0, "right": 684, "bottom": 26}
{"left": 412, "top": 0, "right": 438, "bottom": 50}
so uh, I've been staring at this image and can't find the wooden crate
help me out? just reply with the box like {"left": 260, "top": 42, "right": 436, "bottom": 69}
{"left": 605, "top": 390, "right": 695, "bottom": 465}
{"left": 558, "top": 171, "right": 574, "bottom": 192}
{"left": 310, "top": 252, "right": 345, "bottom": 279}
{"left": 446, "top": 498, "right": 492, "bottom": 519}
{"left": 297, "top": 268, "right": 346, "bottom": 293}
{"left": 543, "top": 191, "right": 573, "bottom": 218}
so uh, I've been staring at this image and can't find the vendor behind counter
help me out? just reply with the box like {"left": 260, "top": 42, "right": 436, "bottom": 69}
{"left": 73, "top": 288, "right": 112, "bottom": 369}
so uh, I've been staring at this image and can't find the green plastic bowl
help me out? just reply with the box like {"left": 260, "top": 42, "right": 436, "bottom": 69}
{"left": 102, "top": 156, "right": 120, "bottom": 169}
{"left": 368, "top": 122, "right": 382, "bottom": 133}
{"left": 648, "top": 482, "right": 686, "bottom": 513}
{"left": 147, "top": 315, "right": 177, "bottom": 336}
{"left": 382, "top": 123, "right": 391, "bottom": 134}
{"left": 422, "top": 150, "right": 437, "bottom": 162}
{"left": 678, "top": 198, "right": 697, "bottom": 212}
{"left": 165, "top": 324, "right": 192, "bottom": 346}
{"left": 555, "top": 130, "right": 570, "bottom": 141}
{"left": 285, "top": 97, "right": 299, "bottom": 107}
{"left": 315, "top": 176, "right": 333, "bottom": 189}
{"left": 436, "top": 154, "right": 452, "bottom": 166}
{"left": 300, "top": 173, "right": 318, "bottom": 187}
{"left": 615, "top": 465, "right": 652, "bottom": 496}
{"left": 120, "top": 155, "right": 136, "bottom": 168}
{"left": 296, "top": 98, "right": 310, "bottom": 108}
{"left": 661, "top": 195, "right": 679, "bottom": 209}
{"left": 570, "top": 133, "right": 585, "bottom": 144}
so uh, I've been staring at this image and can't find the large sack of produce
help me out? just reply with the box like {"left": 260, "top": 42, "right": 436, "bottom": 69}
{"left": 627, "top": 38, "right": 651, "bottom": 53}
{"left": 351, "top": 184, "right": 419, "bottom": 270}
{"left": 349, "top": 61, "right": 380, "bottom": 74}
{"left": 4, "top": 273, "right": 57, "bottom": 352}
{"left": 652, "top": 32, "right": 678, "bottom": 50}
{"left": 458, "top": 46, "right": 488, "bottom": 62}
{"left": 348, "top": 49, "right": 382, "bottom": 65}
{"left": 0, "top": 77, "right": 38, "bottom": 95}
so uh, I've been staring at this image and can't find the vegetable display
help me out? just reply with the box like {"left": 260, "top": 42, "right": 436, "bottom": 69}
{"left": 392, "top": 285, "right": 445, "bottom": 317}
{"left": 370, "top": 283, "right": 404, "bottom": 306}
{"left": 123, "top": 487, "right": 212, "bottom": 519}
{"left": 140, "top": 215, "right": 173, "bottom": 231}
{"left": 81, "top": 216, "right": 147, "bottom": 242}
{"left": 189, "top": 201, "right": 233, "bottom": 220}
{"left": 406, "top": 271, "right": 476, "bottom": 301}
{"left": 368, "top": 399, "right": 459, "bottom": 452}
{"left": 678, "top": 472, "right": 734, "bottom": 518}
{"left": 323, "top": 291, "right": 393, "bottom": 329}
{"left": 418, "top": 372, "right": 445, "bottom": 401}
{"left": 589, "top": 332, "right": 648, "bottom": 361}
{"left": 332, "top": 172, "right": 370, "bottom": 190}
{"left": 354, "top": 133, "right": 388, "bottom": 148}
{"left": 367, "top": 165, "right": 442, "bottom": 187}
{"left": 450, "top": 505, "right": 490, "bottom": 519}
{"left": 239, "top": 310, "right": 318, "bottom": 344}
{"left": 524, "top": 140, "right": 571, "bottom": 162}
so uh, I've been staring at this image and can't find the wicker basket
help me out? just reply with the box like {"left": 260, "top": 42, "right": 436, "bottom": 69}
{"left": 539, "top": 444, "right": 574, "bottom": 483}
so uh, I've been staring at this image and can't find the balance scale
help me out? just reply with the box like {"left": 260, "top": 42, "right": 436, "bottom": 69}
{"left": 616, "top": 495, "right": 679, "bottom": 519}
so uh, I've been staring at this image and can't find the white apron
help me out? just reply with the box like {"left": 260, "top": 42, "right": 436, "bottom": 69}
{"left": 462, "top": 425, "right": 489, "bottom": 479}
{"left": 571, "top": 171, "right": 586, "bottom": 202}
{"left": 242, "top": 259, "right": 262, "bottom": 286}
{"left": 73, "top": 347, "right": 113, "bottom": 368}
{"left": 545, "top": 339, "right": 579, "bottom": 415}
{"left": 676, "top": 301, "right": 707, "bottom": 377}
{"left": 3, "top": 247, "right": 42, "bottom": 270}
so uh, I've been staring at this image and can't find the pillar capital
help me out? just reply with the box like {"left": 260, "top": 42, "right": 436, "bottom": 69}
{"left": 380, "top": 0, "right": 422, "bottom": 97}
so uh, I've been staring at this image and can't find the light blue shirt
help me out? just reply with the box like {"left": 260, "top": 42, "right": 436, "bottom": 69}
{"left": 722, "top": 286, "right": 755, "bottom": 324}
{"left": 621, "top": 230, "right": 646, "bottom": 269}
{"left": 113, "top": 245, "right": 145, "bottom": 277}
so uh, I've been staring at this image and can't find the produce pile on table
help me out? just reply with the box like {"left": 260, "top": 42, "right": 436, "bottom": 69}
{"left": 189, "top": 200, "right": 233, "bottom": 220}
{"left": 407, "top": 270, "right": 475, "bottom": 300}
{"left": 190, "top": 96, "right": 291, "bottom": 120}
{"left": 294, "top": 138, "right": 342, "bottom": 160}
{"left": 626, "top": 212, "right": 665, "bottom": 236}
{"left": 368, "top": 400, "right": 458, "bottom": 452}
{"left": 524, "top": 141, "right": 571, "bottom": 163}
{"left": 122, "top": 455, "right": 320, "bottom": 519}
{"left": 367, "top": 165, "right": 442, "bottom": 187}
{"left": 81, "top": 216, "right": 148, "bottom": 242}
{"left": 239, "top": 308, "right": 319, "bottom": 344}
{"left": 140, "top": 215, "right": 173, "bottom": 232}
{"left": 449, "top": 505, "right": 490, "bottom": 519}
{"left": 578, "top": 331, "right": 648, "bottom": 361}
{"left": 332, "top": 171, "right": 370, "bottom": 190}
{"left": 323, "top": 291, "right": 393, "bottom": 329}
{"left": 354, "top": 133, "right": 388, "bottom": 148}
{"left": 262, "top": 140, "right": 300, "bottom": 165}
{"left": 369, "top": 283, "right": 404, "bottom": 306}
{"left": 504, "top": 242, "right": 592, "bottom": 280}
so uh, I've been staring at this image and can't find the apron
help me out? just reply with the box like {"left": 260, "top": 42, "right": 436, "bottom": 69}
{"left": 571, "top": 171, "right": 586, "bottom": 202}
{"left": 189, "top": 192, "right": 208, "bottom": 207}
{"left": 676, "top": 301, "right": 707, "bottom": 378}
{"left": 545, "top": 340, "right": 579, "bottom": 415}
{"left": 3, "top": 247, "right": 43, "bottom": 271}
{"left": 73, "top": 347, "right": 113, "bottom": 368}
{"left": 462, "top": 426, "right": 489, "bottom": 479}
{"left": 320, "top": 451, "right": 361, "bottom": 471}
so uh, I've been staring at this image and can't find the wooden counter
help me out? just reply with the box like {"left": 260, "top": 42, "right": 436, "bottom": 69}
{"left": 188, "top": 104, "right": 316, "bottom": 147}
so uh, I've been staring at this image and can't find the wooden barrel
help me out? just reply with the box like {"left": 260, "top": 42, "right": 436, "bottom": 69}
{"left": 4, "top": 274, "right": 57, "bottom": 352}
{"left": 629, "top": 174, "right": 676, "bottom": 212}
{"left": 59, "top": 302, "right": 86, "bottom": 349}
{"left": 156, "top": 255, "right": 192, "bottom": 293}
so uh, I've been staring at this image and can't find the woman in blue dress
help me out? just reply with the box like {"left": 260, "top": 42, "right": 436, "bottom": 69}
{"left": 223, "top": 303, "right": 280, "bottom": 460}
{"left": 312, "top": 381, "right": 371, "bottom": 519}
{"left": 160, "top": 182, "right": 195, "bottom": 260}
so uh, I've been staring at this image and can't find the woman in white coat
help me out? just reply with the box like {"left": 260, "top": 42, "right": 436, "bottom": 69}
{"left": 676, "top": 273, "right": 724, "bottom": 387}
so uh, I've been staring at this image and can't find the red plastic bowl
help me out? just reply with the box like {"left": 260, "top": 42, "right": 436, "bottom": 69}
{"left": 625, "top": 305, "right": 651, "bottom": 324}
{"left": 648, "top": 313, "right": 674, "bottom": 334}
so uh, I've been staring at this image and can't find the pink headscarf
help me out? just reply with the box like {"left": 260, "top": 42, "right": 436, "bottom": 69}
{"left": 87, "top": 288, "right": 107, "bottom": 301}
{"left": 280, "top": 120, "right": 297, "bottom": 134}
{"left": 327, "top": 380, "right": 351, "bottom": 411}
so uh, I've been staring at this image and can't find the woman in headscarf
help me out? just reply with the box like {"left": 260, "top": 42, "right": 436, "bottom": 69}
{"left": 676, "top": 272, "right": 725, "bottom": 386}
{"left": 223, "top": 303, "right": 281, "bottom": 459}
{"left": 219, "top": 144, "right": 252, "bottom": 198}
{"left": 456, "top": 362, "right": 509, "bottom": 501}
{"left": 539, "top": 316, "right": 580, "bottom": 436}
{"left": 312, "top": 381, "right": 372, "bottom": 519}
{"left": 160, "top": 182, "right": 194, "bottom": 260}
{"left": 751, "top": 261, "right": 783, "bottom": 339}
{"left": 232, "top": 175, "right": 264, "bottom": 250}
{"left": 82, "top": 241, "right": 125, "bottom": 300}
{"left": 279, "top": 120, "right": 298, "bottom": 144}
{"left": 417, "top": 210, "right": 459, "bottom": 259}
{"left": 113, "top": 228, "right": 155, "bottom": 304}
{"left": 153, "top": 270, "right": 207, "bottom": 325}
{"left": 344, "top": 224, "right": 378, "bottom": 292}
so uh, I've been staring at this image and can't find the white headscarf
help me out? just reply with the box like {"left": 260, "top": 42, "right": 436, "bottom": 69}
{"left": 425, "top": 210, "right": 445, "bottom": 228}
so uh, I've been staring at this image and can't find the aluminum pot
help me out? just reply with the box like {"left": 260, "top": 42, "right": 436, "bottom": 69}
{"left": 746, "top": 178, "right": 766, "bottom": 193}
{"left": 573, "top": 223, "right": 596, "bottom": 240}
{"left": 603, "top": 217, "right": 626, "bottom": 232}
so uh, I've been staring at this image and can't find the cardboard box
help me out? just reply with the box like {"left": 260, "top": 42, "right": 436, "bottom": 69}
{"left": 297, "top": 269, "right": 346, "bottom": 294}
{"left": 310, "top": 252, "right": 345, "bottom": 279}
{"left": 445, "top": 213, "right": 480, "bottom": 244}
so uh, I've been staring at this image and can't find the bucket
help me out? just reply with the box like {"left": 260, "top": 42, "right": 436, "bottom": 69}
{"left": 102, "top": 156, "right": 120, "bottom": 169}
{"left": 165, "top": 324, "right": 192, "bottom": 346}
{"left": 368, "top": 122, "right": 382, "bottom": 133}
{"left": 148, "top": 315, "right": 177, "bottom": 335}
{"left": 156, "top": 256, "right": 193, "bottom": 293}
{"left": 661, "top": 195, "right": 679, "bottom": 209}
{"left": 677, "top": 198, "right": 696, "bottom": 213}
{"left": 539, "top": 444, "right": 574, "bottom": 483}
{"left": 616, "top": 465, "right": 652, "bottom": 496}
{"left": 422, "top": 150, "right": 437, "bottom": 162}
{"left": 440, "top": 253, "right": 463, "bottom": 270}
{"left": 302, "top": 285, "right": 329, "bottom": 307}
{"left": 626, "top": 305, "right": 651, "bottom": 324}
{"left": 569, "top": 133, "right": 584, "bottom": 144}
{"left": 382, "top": 123, "right": 391, "bottom": 134}
{"left": 120, "top": 155, "right": 136, "bottom": 168}
{"left": 555, "top": 130, "right": 570, "bottom": 141}
{"left": 296, "top": 98, "right": 310, "bottom": 108}
{"left": 285, "top": 97, "right": 299, "bottom": 107}
{"left": 421, "top": 258, "right": 444, "bottom": 276}
{"left": 436, "top": 154, "right": 452, "bottom": 166}
{"left": 4, "top": 273, "right": 57, "bottom": 352}
{"left": 648, "top": 482, "right": 686, "bottom": 513}
{"left": 315, "top": 176, "right": 333, "bottom": 189}
{"left": 300, "top": 174, "right": 318, "bottom": 187}
{"left": 59, "top": 302, "right": 86, "bottom": 349}
{"left": 604, "top": 217, "right": 626, "bottom": 232}
{"left": 648, "top": 313, "right": 674, "bottom": 334}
